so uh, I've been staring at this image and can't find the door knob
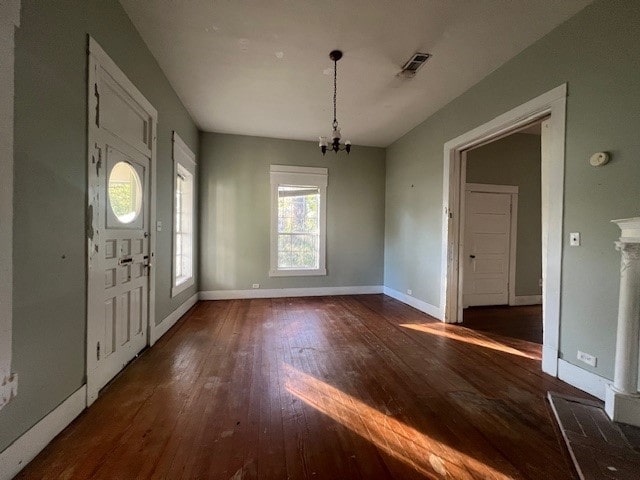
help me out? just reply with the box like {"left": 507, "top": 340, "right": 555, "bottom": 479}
{"left": 469, "top": 255, "right": 476, "bottom": 259}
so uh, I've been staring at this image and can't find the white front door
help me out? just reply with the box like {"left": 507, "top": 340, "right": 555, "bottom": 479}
{"left": 463, "top": 190, "right": 513, "bottom": 307}
{"left": 87, "top": 39, "right": 157, "bottom": 404}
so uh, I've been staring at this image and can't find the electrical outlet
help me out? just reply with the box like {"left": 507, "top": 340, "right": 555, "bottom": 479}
{"left": 252, "top": 283, "right": 260, "bottom": 289}
{"left": 577, "top": 350, "right": 597, "bottom": 367}
{"left": 570, "top": 232, "right": 580, "bottom": 246}
{"left": 156, "top": 221, "right": 162, "bottom": 232}
{"left": 407, "top": 289, "right": 412, "bottom": 296}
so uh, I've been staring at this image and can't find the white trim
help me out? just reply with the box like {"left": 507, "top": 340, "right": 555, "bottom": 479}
{"left": 557, "top": 359, "right": 608, "bottom": 401}
{"left": 0, "top": 0, "right": 21, "bottom": 27}
{"left": 512, "top": 295, "right": 543, "bottom": 306}
{"left": 0, "top": 0, "right": 20, "bottom": 411}
{"left": 269, "top": 268, "right": 328, "bottom": 277}
{"left": 465, "top": 183, "right": 519, "bottom": 195}
{"left": 88, "top": 38, "right": 157, "bottom": 123}
{"left": 0, "top": 386, "right": 87, "bottom": 480}
{"left": 382, "top": 287, "right": 442, "bottom": 320}
{"left": 86, "top": 38, "right": 158, "bottom": 406}
{"left": 199, "top": 286, "right": 383, "bottom": 300}
{"left": 172, "top": 132, "right": 197, "bottom": 165}
{"left": 462, "top": 183, "right": 519, "bottom": 307}
{"left": 150, "top": 293, "right": 198, "bottom": 346}
{"left": 270, "top": 165, "right": 326, "bottom": 176}
{"left": 171, "top": 277, "right": 195, "bottom": 298}
{"left": 171, "top": 132, "right": 196, "bottom": 298}
{"left": 605, "top": 385, "right": 640, "bottom": 426}
{"left": 0, "top": 377, "right": 17, "bottom": 412}
{"left": 441, "top": 84, "right": 566, "bottom": 378}
{"left": 269, "top": 165, "right": 328, "bottom": 277}
{"left": 542, "top": 345, "right": 559, "bottom": 374}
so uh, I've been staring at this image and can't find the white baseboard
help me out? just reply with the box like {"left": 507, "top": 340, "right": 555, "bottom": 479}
{"left": 557, "top": 359, "right": 608, "bottom": 401}
{"left": 382, "top": 287, "right": 443, "bottom": 320}
{"left": 511, "top": 295, "right": 543, "bottom": 306}
{"left": 0, "top": 386, "right": 86, "bottom": 480}
{"left": 150, "top": 293, "right": 199, "bottom": 346}
{"left": 199, "top": 285, "right": 383, "bottom": 300}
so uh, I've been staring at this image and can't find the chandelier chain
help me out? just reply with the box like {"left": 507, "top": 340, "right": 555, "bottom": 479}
{"left": 333, "top": 59, "right": 338, "bottom": 128}
{"left": 319, "top": 50, "right": 350, "bottom": 155}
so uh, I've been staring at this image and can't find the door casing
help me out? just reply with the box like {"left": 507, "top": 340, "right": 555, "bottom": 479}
{"left": 441, "top": 84, "right": 566, "bottom": 377}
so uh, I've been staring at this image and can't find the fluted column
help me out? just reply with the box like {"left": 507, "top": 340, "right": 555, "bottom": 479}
{"left": 605, "top": 218, "right": 640, "bottom": 426}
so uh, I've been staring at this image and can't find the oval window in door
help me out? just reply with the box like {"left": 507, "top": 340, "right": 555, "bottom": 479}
{"left": 108, "top": 161, "right": 142, "bottom": 224}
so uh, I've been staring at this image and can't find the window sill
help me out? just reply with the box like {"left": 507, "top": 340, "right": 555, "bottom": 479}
{"left": 269, "top": 268, "right": 327, "bottom": 277}
{"left": 171, "top": 277, "right": 194, "bottom": 297}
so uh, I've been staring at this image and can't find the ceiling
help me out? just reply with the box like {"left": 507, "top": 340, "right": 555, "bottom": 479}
{"left": 120, "top": 0, "right": 592, "bottom": 147}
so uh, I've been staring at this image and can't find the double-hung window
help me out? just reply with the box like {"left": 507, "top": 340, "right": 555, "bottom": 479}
{"left": 172, "top": 132, "right": 196, "bottom": 296}
{"left": 270, "top": 165, "right": 327, "bottom": 276}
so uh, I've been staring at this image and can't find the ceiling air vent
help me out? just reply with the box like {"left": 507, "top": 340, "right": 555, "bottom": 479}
{"left": 398, "top": 52, "right": 431, "bottom": 78}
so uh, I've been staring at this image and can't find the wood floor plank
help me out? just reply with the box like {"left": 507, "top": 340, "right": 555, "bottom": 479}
{"left": 15, "top": 295, "right": 591, "bottom": 479}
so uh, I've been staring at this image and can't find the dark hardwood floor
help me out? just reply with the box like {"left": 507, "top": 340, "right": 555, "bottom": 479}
{"left": 17, "top": 295, "right": 585, "bottom": 479}
{"left": 463, "top": 305, "right": 543, "bottom": 345}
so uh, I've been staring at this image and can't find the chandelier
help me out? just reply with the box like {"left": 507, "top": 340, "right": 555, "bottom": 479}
{"left": 319, "top": 50, "right": 351, "bottom": 155}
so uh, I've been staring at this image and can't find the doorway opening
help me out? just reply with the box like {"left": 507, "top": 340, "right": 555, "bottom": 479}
{"left": 460, "top": 121, "right": 543, "bottom": 349}
{"left": 441, "top": 84, "right": 567, "bottom": 376}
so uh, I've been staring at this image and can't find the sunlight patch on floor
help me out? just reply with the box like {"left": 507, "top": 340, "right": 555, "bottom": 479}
{"left": 284, "top": 364, "right": 511, "bottom": 479}
{"left": 400, "top": 323, "right": 540, "bottom": 360}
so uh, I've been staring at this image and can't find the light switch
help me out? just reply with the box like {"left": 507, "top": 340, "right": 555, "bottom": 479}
{"left": 570, "top": 232, "right": 580, "bottom": 246}
{"left": 156, "top": 221, "right": 162, "bottom": 232}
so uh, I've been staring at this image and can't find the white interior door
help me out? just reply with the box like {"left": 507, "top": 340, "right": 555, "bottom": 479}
{"left": 463, "top": 190, "right": 513, "bottom": 307}
{"left": 87, "top": 39, "right": 157, "bottom": 404}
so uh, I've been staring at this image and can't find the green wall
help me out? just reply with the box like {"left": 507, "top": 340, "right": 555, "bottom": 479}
{"left": 199, "top": 133, "right": 385, "bottom": 291}
{"left": 385, "top": 0, "right": 640, "bottom": 380}
{"left": 1, "top": 0, "right": 198, "bottom": 453}
{"left": 4, "top": 0, "right": 639, "bottom": 459}
{"left": 467, "top": 133, "right": 542, "bottom": 297}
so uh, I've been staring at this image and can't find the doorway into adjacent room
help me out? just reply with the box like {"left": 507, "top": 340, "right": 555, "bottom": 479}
{"left": 460, "top": 122, "right": 543, "bottom": 347}
{"left": 441, "top": 84, "right": 567, "bottom": 376}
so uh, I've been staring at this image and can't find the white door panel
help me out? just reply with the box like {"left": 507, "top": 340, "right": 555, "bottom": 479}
{"left": 474, "top": 233, "right": 509, "bottom": 254}
{"left": 87, "top": 40, "right": 156, "bottom": 402}
{"left": 95, "top": 144, "right": 149, "bottom": 390}
{"left": 463, "top": 191, "right": 513, "bottom": 307}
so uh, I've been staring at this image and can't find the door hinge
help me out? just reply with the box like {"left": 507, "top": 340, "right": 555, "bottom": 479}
{"left": 96, "top": 341, "right": 101, "bottom": 361}
{"left": 94, "top": 145, "right": 102, "bottom": 174}
{"left": 94, "top": 83, "right": 100, "bottom": 127}
{"left": 86, "top": 204, "right": 94, "bottom": 241}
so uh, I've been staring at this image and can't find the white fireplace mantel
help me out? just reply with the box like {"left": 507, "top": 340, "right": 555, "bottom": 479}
{"left": 605, "top": 217, "right": 640, "bottom": 426}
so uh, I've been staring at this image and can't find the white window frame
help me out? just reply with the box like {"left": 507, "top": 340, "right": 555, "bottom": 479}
{"left": 171, "top": 132, "right": 196, "bottom": 297}
{"left": 0, "top": 0, "right": 21, "bottom": 410}
{"left": 270, "top": 165, "right": 328, "bottom": 277}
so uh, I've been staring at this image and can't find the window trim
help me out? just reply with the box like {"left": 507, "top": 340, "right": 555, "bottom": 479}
{"left": 171, "top": 132, "right": 196, "bottom": 297}
{"left": 270, "top": 165, "right": 328, "bottom": 277}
